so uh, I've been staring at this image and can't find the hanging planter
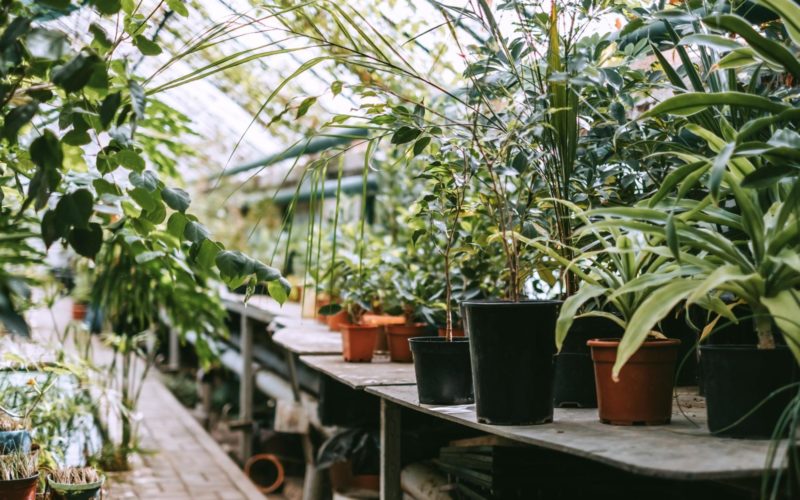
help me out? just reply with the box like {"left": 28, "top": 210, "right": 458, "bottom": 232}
{"left": 588, "top": 338, "right": 680, "bottom": 425}
{"left": 701, "top": 345, "right": 798, "bottom": 438}
{"left": 410, "top": 337, "right": 473, "bottom": 405}
{"left": 463, "top": 300, "right": 561, "bottom": 425}
{"left": 341, "top": 324, "right": 380, "bottom": 362}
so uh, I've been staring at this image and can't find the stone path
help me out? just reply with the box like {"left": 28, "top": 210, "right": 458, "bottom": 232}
{"left": 24, "top": 298, "right": 264, "bottom": 499}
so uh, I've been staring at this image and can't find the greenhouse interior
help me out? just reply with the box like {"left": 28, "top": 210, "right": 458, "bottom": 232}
{"left": 1, "top": 0, "right": 800, "bottom": 499}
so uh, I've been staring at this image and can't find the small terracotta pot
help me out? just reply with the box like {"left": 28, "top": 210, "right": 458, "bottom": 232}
{"left": 72, "top": 302, "right": 88, "bottom": 321}
{"left": 0, "top": 473, "right": 38, "bottom": 500}
{"left": 386, "top": 324, "right": 427, "bottom": 362}
{"left": 326, "top": 310, "right": 349, "bottom": 332}
{"left": 437, "top": 327, "right": 465, "bottom": 338}
{"left": 329, "top": 461, "right": 378, "bottom": 493}
{"left": 588, "top": 338, "right": 681, "bottom": 425}
{"left": 341, "top": 324, "right": 380, "bottom": 362}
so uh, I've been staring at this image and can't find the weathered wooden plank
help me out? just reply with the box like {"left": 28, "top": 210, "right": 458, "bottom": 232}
{"left": 221, "top": 292, "right": 302, "bottom": 324}
{"left": 365, "top": 385, "right": 786, "bottom": 480}
{"left": 273, "top": 327, "right": 342, "bottom": 355}
{"left": 300, "top": 355, "right": 416, "bottom": 389}
{"left": 381, "top": 399, "right": 403, "bottom": 500}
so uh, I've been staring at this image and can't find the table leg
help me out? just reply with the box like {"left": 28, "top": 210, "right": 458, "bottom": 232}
{"left": 287, "top": 353, "right": 324, "bottom": 500}
{"left": 381, "top": 399, "right": 402, "bottom": 500}
{"left": 168, "top": 327, "right": 180, "bottom": 371}
{"left": 240, "top": 314, "right": 254, "bottom": 462}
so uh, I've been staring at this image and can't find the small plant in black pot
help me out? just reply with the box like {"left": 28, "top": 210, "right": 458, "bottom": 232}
{"left": 47, "top": 467, "right": 104, "bottom": 500}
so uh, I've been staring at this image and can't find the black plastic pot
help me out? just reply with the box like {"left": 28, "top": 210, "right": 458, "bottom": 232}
{"left": 701, "top": 345, "right": 799, "bottom": 438}
{"left": 463, "top": 300, "right": 562, "bottom": 425}
{"left": 409, "top": 337, "right": 473, "bottom": 405}
{"left": 554, "top": 316, "right": 622, "bottom": 408}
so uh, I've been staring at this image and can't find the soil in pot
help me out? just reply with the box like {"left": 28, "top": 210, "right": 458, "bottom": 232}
{"left": 554, "top": 317, "right": 622, "bottom": 409}
{"left": 588, "top": 338, "right": 681, "bottom": 425}
{"left": 340, "top": 324, "right": 380, "bottom": 362}
{"left": 386, "top": 324, "right": 428, "bottom": 362}
{"left": 409, "top": 337, "right": 473, "bottom": 405}
{"left": 0, "top": 473, "right": 38, "bottom": 500}
{"left": 463, "top": 300, "right": 561, "bottom": 425}
{"left": 700, "top": 345, "right": 798, "bottom": 438}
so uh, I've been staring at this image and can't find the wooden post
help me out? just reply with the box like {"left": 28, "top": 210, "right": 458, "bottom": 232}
{"left": 167, "top": 327, "right": 180, "bottom": 371}
{"left": 287, "top": 353, "right": 324, "bottom": 500}
{"left": 380, "top": 399, "right": 402, "bottom": 500}
{"left": 239, "top": 313, "right": 254, "bottom": 462}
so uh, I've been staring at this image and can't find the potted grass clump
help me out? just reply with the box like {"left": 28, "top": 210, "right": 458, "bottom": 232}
{"left": 553, "top": 224, "right": 684, "bottom": 425}
{"left": 0, "top": 448, "right": 38, "bottom": 499}
{"left": 47, "top": 467, "right": 104, "bottom": 500}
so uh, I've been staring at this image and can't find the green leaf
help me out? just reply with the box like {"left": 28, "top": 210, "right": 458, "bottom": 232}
{"left": 93, "top": 178, "right": 122, "bottom": 197}
{"left": 27, "top": 130, "right": 63, "bottom": 209}
{"left": 762, "top": 290, "right": 800, "bottom": 362}
{"left": 161, "top": 187, "right": 190, "bottom": 212}
{"left": 391, "top": 126, "right": 421, "bottom": 145}
{"left": 709, "top": 142, "right": 735, "bottom": 201}
{"left": 129, "top": 170, "right": 158, "bottom": 191}
{"left": 319, "top": 303, "right": 342, "bottom": 315}
{"left": 90, "top": 0, "right": 122, "bottom": 15}
{"left": 134, "top": 35, "right": 162, "bottom": 56}
{"left": 41, "top": 210, "right": 63, "bottom": 248}
{"left": 184, "top": 221, "right": 209, "bottom": 243}
{"left": 52, "top": 50, "right": 102, "bottom": 93}
{"left": 129, "top": 187, "right": 157, "bottom": 211}
{"left": 613, "top": 280, "right": 697, "bottom": 379}
{"left": 268, "top": 279, "right": 290, "bottom": 305}
{"left": 295, "top": 96, "right": 316, "bottom": 118}
{"left": 54, "top": 189, "right": 93, "bottom": 229}
{"left": 116, "top": 149, "right": 145, "bottom": 172}
{"left": 555, "top": 284, "right": 606, "bottom": 350}
{"left": 254, "top": 261, "right": 281, "bottom": 282}
{"left": 129, "top": 80, "right": 146, "bottom": 118}
{"left": 755, "top": 0, "right": 800, "bottom": 46}
{"left": 678, "top": 34, "right": 741, "bottom": 52}
{"left": 331, "top": 81, "right": 343, "bottom": 96}
{"left": 68, "top": 223, "right": 102, "bottom": 258}
{"left": 100, "top": 92, "right": 121, "bottom": 129}
{"left": 166, "top": 212, "right": 188, "bottom": 238}
{"left": 166, "top": 0, "right": 189, "bottom": 16}
{"left": 412, "top": 136, "right": 431, "bottom": 156}
{"left": 716, "top": 48, "right": 758, "bottom": 70}
{"left": 665, "top": 213, "right": 680, "bottom": 262}
{"left": 741, "top": 165, "right": 797, "bottom": 188}
{"left": 3, "top": 103, "right": 38, "bottom": 142}
{"left": 195, "top": 239, "right": 221, "bottom": 271}
{"left": 641, "top": 92, "right": 789, "bottom": 118}
{"left": 135, "top": 250, "right": 165, "bottom": 263}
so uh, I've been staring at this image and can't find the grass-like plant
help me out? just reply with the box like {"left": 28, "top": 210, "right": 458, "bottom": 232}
{"left": 0, "top": 451, "right": 37, "bottom": 481}
{"left": 49, "top": 467, "right": 101, "bottom": 485}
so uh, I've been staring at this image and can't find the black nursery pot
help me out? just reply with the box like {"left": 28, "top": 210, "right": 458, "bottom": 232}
{"left": 554, "top": 316, "right": 622, "bottom": 408}
{"left": 409, "top": 337, "right": 473, "bottom": 405}
{"left": 463, "top": 300, "right": 562, "bottom": 425}
{"left": 701, "top": 345, "right": 799, "bottom": 438}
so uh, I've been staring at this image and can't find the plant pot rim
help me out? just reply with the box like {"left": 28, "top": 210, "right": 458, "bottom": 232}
{"left": 699, "top": 344, "right": 789, "bottom": 352}
{"left": 47, "top": 474, "right": 105, "bottom": 491}
{"left": 341, "top": 323, "right": 381, "bottom": 331}
{"left": 587, "top": 338, "right": 681, "bottom": 348}
{"left": 409, "top": 336, "right": 469, "bottom": 344}
{"left": 0, "top": 472, "right": 38, "bottom": 484}
{"left": 461, "top": 299, "right": 563, "bottom": 307}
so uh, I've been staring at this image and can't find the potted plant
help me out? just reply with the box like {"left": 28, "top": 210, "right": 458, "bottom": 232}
{"left": 383, "top": 261, "right": 437, "bottom": 363}
{"left": 0, "top": 449, "right": 38, "bottom": 500}
{"left": 0, "top": 414, "right": 31, "bottom": 456}
{"left": 47, "top": 467, "right": 104, "bottom": 500}
{"left": 550, "top": 220, "right": 689, "bottom": 424}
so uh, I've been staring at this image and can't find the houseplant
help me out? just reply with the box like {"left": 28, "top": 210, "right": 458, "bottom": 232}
{"left": 46, "top": 467, "right": 104, "bottom": 500}
{"left": 0, "top": 448, "right": 38, "bottom": 499}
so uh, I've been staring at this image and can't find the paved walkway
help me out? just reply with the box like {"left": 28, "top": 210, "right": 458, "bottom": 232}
{"left": 25, "top": 298, "right": 264, "bottom": 499}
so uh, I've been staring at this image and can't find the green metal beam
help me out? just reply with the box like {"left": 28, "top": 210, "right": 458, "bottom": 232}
{"left": 222, "top": 128, "right": 370, "bottom": 178}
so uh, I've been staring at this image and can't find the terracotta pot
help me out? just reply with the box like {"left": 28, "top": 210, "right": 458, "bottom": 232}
{"left": 362, "top": 313, "right": 405, "bottom": 326}
{"left": 329, "top": 461, "right": 379, "bottom": 493}
{"left": 588, "top": 338, "right": 681, "bottom": 425}
{"left": 0, "top": 473, "right": 38, "bottom": 500}
{"left": 386, "top": 324, "right": 427, "bottom": 362}
{"left": 437, "top": 327, "right": 465, "bottom": 338}
{"left": 327, "top": 310, "right": 349, "bottom": 332}
{"left": 72, "top": 302, "right": 87, "bottom": 321}
{"left": 341, "top": 324, "right": 379, "bottom": 362}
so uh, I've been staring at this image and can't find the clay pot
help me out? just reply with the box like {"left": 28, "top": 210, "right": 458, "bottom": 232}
{"left": 326, "top": 310, "right": 349, "bottom": 332}
{"left": 386, "top": 324, "right": 427, "bottom": 362}
{"left": 47, "top": 474, "right": 105, "bottom": 500}
{"left": 588, "top": 338, "right": 681, "bottom": 425}
{"left": 362, "top": 314, "right": 405, "bottom": 326}
{"left": 72, "top": 302, "right": 88, "bottom": 321}
{"left": 437, "top": 327, "right": 465, "bottom": 338}
{"left": 329, "top": 461, "right": 379, "bottom": 493}
{"left": 0, "top": 473, "right": 38, "bottom": 500}
{"left": 341, "top": 324, "right": 380, "bottom": 362}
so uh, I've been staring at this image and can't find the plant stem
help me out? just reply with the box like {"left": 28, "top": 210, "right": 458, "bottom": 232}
{"left": 756, "top": 312, "right": 776, "bottom": 350}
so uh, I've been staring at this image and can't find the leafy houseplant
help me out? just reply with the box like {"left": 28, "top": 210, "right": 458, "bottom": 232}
{"left": 47, "top": 467, "right": 104, "bottom": 500}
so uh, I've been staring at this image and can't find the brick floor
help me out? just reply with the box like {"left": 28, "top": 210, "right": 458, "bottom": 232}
{"left": 26, "top": 298, "right": 265, "bottom": 499}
